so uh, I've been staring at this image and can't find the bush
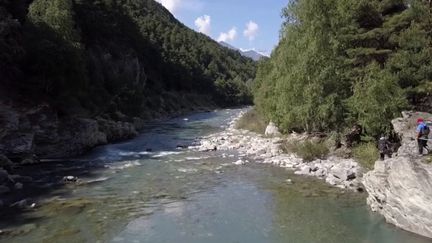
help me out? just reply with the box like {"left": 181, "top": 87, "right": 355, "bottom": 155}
{"left": 353, "top": 142, "right": 379, "bottom": 170}
{"left": 282, "top": 140, "right": 329, "bottom": 162}
{"left": 236, "top": 109, "right": 267, "bottom": 134}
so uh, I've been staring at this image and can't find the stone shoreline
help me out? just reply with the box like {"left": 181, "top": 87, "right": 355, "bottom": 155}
{"left": 191, "top": 110, "right": 364, "bottom": 191}
{"left": 191, "top": 109, "right": 432, "bottom": 239}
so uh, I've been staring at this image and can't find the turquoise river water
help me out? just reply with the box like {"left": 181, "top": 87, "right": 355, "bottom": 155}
{"left": 0, "top": 109, "right": 430, "bottom": 243}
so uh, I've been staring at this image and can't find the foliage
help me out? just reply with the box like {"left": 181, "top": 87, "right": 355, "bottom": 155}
{"left": 254, "top": 0, "right": 432, "bottom": 138}
{"left": 353, "top": 142, "right": 379, "bottom": 170}
{"left": 282, "top": 140, "right": 329, "bottom": 162}
{"left": 235, "top": 109, "right": 267, "bottom": 134}
{"left": 348, "top": 63, "right": 407, "bottom": 136}
{"left": 1, "top": 0, "right": 256, "bottom": 117}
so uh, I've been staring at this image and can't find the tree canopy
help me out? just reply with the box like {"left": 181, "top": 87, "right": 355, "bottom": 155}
{"left": 254, "top": 0, "right": 432, "bottom": 137}
{"left": 1, "top": 0, "right": 256, "bottom": 118}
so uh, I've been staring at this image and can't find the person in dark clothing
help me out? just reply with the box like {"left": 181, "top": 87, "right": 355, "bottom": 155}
{"left": 378, "top": 136, "right": 392, "bottom": 160}
{"left": 416, "top": 118, "right": 430, "bottom": 155}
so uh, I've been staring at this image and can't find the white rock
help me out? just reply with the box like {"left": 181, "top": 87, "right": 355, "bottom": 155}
{"left": 233, "top": 160, "right": 246, "bottom": 165}
{"left": 363, "top": 111, "right": 432, "bottom": 239}
{"left": 265, "top": 122, "right": 281, "bottom": 136}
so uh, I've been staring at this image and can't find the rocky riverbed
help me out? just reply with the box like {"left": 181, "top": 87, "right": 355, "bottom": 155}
{"left": 191, "top": 110, "right": 364, "bottom": 191}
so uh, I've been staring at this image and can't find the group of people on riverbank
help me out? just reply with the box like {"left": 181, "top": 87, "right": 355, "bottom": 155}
{"left": 378, "top": 117, "right": 430, "bottom": 160}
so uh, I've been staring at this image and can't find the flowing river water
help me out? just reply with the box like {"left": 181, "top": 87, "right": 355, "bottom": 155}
{"left": 0, "top": 109, "right": 430, "bottom": 243}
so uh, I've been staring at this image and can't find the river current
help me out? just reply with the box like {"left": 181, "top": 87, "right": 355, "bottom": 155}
{"left": 0, "top": 109, "right": 430, "bottom": 243}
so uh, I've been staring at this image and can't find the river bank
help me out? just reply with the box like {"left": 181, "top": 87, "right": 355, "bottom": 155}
{"left": 192, "top": 109, "right": 432, "bottom": 239}
{"left": 191, "top": 110, "right": 364, "bottom": 191}
{"left": 363, "top": 111, "right": 432, "bottom": 238}
{"left": 0, "top": 98, "right": 217, "bottom": 208}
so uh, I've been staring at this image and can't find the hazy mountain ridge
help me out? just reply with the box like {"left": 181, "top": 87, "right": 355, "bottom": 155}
{"left": 219, "top": 41, "right": 267, "bottom": 61}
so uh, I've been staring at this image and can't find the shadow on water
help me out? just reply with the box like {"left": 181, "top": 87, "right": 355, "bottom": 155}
{"left": 0, "top": 109, "right": 222, "bottom": 233}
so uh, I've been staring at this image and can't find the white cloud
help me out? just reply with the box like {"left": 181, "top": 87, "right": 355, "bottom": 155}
{"left": 243, "top": 21, "right": 259, "bottom": 41}
{"left": 155, "top": 0, "right": 204, "bottom": 15}
{"left": 155, "top": 0, "right": 181, "bottom": 13}
{"left": 217, "top": 27, "right": 237, "bottom": 42}
{"left": 194, "top": 15, "right": 211, "bottom": 35}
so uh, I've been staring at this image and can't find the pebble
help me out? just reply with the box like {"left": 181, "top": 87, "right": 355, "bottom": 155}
{"left": 0, "top": 185, "right": 10, "bottom": 194}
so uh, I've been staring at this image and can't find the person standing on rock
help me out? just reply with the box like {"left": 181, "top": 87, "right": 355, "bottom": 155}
{"left": 416, "top": 118, "right": 430, "bottom": 155}
{"left": 378, "top": 136, "right": 392, "bottom": 160}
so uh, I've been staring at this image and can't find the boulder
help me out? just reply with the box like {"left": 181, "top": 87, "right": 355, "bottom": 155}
{"left": 364, "top": 157, "right": 432, "bottom": 238}
{"left": 325, "top": 174, "right": 342, "bottom": 186}
{"left": 0, "top": 185, "right": 10, "bottom": 194}
{"left": 14, "top": 182, "right": 23, "bottom": 190}
{"left": 265, "top": 122, "right": 281, "bottom": 136}
{"left": 329, "top": 160, "right": 358, "bottom": 181}
{"left": 294, "top": 165, "right": 311, "bottom": 175}
{"left": 363, "top": 111, "right": 432, "bottom": 239}
{"left": 0, "top": 169, "right": 10, "bottom": 184}
{"left": 233, "top": 160, "right": 246, "bottom": 165}
{"left": 0, "top": 154, "right": 13, "bottom": 171}
{"left": 63, "top": 176, "right": 79, "bottom": 183}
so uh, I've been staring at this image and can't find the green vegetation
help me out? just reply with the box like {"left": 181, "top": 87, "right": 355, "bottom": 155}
{"left": 282, "top": 140, "right": 329, "bottom": 162}
{"left": 254, "top": 0, "right": 432, "bottom": 138}
{"left": 0, "top": 0, "right": 256, "bottom": 118}
{"left": 235, "top": 109, "right": 267, "bottom": 134}
{"left": 353, "top": 143, "right": 379, "bottom": 170}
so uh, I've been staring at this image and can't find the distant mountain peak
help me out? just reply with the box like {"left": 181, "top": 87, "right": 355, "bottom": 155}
{"left": 218, "top": 41, "right": 267, "bottom": 61}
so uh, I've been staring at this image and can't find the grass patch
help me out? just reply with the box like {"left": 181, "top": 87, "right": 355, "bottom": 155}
{"left": 282, "top": 140, "right": 329, "bottom": 162}
{"left": 423, "top": 155, "right": 432, "bottom": 164}
{"left": 353, "top": 142, "right": 379, "bottom": 170}
{"left": 235, "top": 109, "right": 267, "bottom": 134}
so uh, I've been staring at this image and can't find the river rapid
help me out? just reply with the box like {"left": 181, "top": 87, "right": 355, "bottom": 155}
{"left": 0, "top": 108, "right": 430, "bottom": 243}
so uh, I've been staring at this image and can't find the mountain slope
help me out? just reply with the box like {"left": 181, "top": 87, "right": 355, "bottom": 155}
{"left": 241, "top": 50, "right": 267, "bottom": 61}
{"left": 0, "top": 0, "right": 257, "bottom": 159}
{"left": 2, "top": 0, "right": 256, "bottom": 114}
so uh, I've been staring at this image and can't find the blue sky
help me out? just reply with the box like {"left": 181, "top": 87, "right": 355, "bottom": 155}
{"left": 155, "top": 0, "right": 288, "bottom": 55}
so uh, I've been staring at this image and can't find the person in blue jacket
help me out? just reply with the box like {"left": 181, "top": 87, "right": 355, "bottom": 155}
{"left": 416, "top": 118, "right": 430, "bottom": 155}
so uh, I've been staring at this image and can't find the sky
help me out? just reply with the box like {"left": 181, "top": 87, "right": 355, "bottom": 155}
{"left": 155, "top": 0, "right": 288, "bottom": 56}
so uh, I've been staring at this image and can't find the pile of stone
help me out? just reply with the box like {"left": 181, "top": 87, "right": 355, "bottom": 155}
{"left": 192, "top": 111, "right": 364, "bottom": 191}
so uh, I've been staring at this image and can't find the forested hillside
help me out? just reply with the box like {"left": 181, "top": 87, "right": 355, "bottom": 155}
{"left": 0, "top": 0, "right": 256, "bottom": 158}
{"left": 254, "top": 0, "right": 432, "bottom": 137}
{"left": 0, "top": 0, "right": 256, "bottom": 118}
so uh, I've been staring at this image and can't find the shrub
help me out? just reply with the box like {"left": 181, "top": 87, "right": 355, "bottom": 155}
{"left": 282, "top": 140, "right": 329, "bottom": 162}
{"left": 353, "top": 142, "right": 379, "bottom": 170}
{"left": 236, "top": 109, "right": 267, "bottom": 134}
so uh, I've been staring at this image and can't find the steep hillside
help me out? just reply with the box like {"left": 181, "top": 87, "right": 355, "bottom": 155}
{"left": 0, "top": 0, "right": 256, "bottom": 159}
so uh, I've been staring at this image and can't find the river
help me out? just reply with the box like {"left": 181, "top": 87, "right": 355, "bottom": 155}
{"left": 0, "top": 108, "right": 430, "bottom": 243}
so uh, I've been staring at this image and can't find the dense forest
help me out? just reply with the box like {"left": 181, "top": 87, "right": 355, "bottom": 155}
{"left": 254, "top": 0, "right": 432, "bottom": 138}
{"left": 0, "top": 0, "right": 256, "bottom": 119}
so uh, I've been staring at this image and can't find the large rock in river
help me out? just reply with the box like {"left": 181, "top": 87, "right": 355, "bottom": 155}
{"left": 363, "top": 111, "right": 432, "bottom": 238}
{"left": 265, "top": 122, "right": 281, "bottom": 136}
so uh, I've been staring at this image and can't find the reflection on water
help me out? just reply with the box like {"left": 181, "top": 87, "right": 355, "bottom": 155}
{"left": 0, "top": 109, "right": 430, "bottom": 243}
